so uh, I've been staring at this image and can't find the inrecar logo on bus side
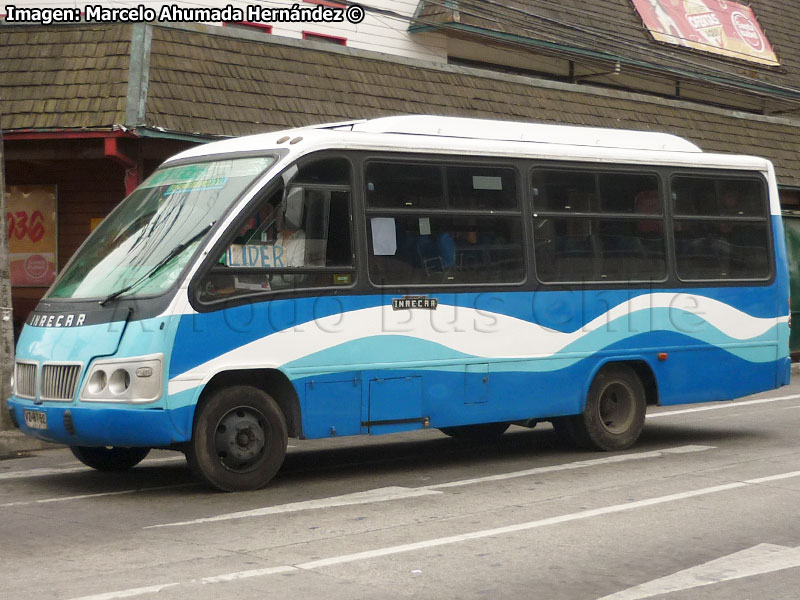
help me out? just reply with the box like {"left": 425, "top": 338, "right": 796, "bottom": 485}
{"left": 28, "top": 313, "right": 86, "bottom": 327}
{"left": 392, "top": 296, "right": 439, "bottom": 310}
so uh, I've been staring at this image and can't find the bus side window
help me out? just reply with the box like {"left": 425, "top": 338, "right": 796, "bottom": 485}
{"left": 672, "top": 176, "right": 770, "bottom": 281}
{"left": 533, "top": 168, "right": 665, "bottom": 283}
{"left": 365, "top": 161, "right": 524, "bottom": 286}
{"left": 196, "top": 156, "right": 354, "bottom": 303}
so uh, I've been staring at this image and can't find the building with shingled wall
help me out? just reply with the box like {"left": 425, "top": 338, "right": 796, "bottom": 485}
{"left": 4, "top": 1, "right": 800, "bottom": 328}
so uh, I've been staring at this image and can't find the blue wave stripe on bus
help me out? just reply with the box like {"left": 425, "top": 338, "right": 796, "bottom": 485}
{"left": 279, "top": 321, "right": 784, "bottom": 379}
{"left": 170, "top": 287, "right": 785, "bottom": 378}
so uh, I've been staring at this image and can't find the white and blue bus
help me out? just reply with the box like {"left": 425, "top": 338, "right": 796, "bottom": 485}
{"left": 7, "top": 116, "right": 790, "bottom": 490}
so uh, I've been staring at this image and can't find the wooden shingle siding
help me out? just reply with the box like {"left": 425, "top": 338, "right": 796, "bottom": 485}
{"left": 0, "top": 24, "right": 131, "bottom": 130}
{"left": 4, "top": 22, "right": 800, "bottom": 185}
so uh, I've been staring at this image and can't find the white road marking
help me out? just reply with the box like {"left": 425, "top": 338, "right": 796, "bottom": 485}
{"left": 0, "top": 455, "right": 185, "bottom": 481}
{"left": 67, "top": 468, "right": 800, "bottom": 599}
{"left": 201, "top": 469, "right": 800, "bottom": 581}
{"left": 426, "top": 446, "right": 712, "bottom": 490}
{"left": 0, "top": 483, "right": 198, "bottom": 508}
{"left": 596, "top": 543, "right": 800, "bottom": 600}
{"left": 145, "top": 445, "right": 712, "bottom": 529}
{"left": 201, "top": 565, "right": 298, "bottom": 583}
{"left": 67, "top": 583, "right": 180, "bottom": 600}
{"left": 647, "top": 393, "right": 800, "bottom": 419}
{"left": 0, "top": 465, "right": 89, "bottom": 480}
{"left": 144, "top": 486, "right": 443, "bottom": 529}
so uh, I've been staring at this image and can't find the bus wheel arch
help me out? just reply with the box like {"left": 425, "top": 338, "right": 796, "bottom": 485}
{"left": 197, "top": 369, "right": 302, "bottom": 439}
{"left": 187, "top": 384, "right": 288, "bottom": 491}
{"left": 555, "top": 361, "right": 650, "bottom": 451}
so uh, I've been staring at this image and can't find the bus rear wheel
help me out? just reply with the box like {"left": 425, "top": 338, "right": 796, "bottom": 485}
{"left": 70, "top": 446, "right": 151, "bottom": 471}
{"left": 186, "top": 385, "right": 288, "bottom": 492}
{"left": 558, "top": 364, "right": 646, "bottom": 451}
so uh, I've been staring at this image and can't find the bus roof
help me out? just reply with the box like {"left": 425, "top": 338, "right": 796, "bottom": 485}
{"left": 347, "top": 115, "right": 702, "bottom": 152}
{"left": 167, "top": 115, "right": 772, "bottom": 171}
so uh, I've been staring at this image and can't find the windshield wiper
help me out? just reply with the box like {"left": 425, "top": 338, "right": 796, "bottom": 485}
{"left": 99, "top": 223, "right": 214, "bottom": 306}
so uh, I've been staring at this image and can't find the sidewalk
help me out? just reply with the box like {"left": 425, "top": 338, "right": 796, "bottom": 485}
{"left": 0, "top": 430, "right": 61, "bottom": 457}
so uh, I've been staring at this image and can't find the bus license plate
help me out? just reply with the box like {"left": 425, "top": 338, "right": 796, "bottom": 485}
{"left": 24, "top": 410, "right": 47, "bottom": 430}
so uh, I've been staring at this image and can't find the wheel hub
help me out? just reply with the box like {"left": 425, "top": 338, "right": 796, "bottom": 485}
{"left": 598, "top": 382, "right": 635, "bottom": 435}
{"left": 214, "top": 407, "right": 267, "bottom": 472}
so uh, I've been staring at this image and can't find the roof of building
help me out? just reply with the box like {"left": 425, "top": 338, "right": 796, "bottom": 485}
{"left": 0, "top": 24, "right": 130, "bottom": 129}
{"left": 2, "top": 22, "right": 800, "bottom": 186}
{"left": 414, "top": 0, "right": 800, "bottom": 103}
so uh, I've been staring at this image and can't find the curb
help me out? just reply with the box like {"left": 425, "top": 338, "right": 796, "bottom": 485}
{"left": 792, "top": 362, "right": 800, "bottom": 375}
{"left": 0, "top": 430, "right": 62, "bottom": 457}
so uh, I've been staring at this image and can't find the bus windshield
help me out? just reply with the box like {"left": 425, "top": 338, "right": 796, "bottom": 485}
{"left": 48, "top": 156, "right": 275, "bottom": 300}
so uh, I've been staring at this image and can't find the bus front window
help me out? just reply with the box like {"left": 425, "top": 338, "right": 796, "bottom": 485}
{"left": 48, "top": 156, "right": 275, "bottom": 300}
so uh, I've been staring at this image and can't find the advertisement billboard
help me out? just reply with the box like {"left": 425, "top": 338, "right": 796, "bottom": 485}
{"left": 631, "top": 0, "right": 779, "bottom": 66}
{"left": 6, "top": 185, "right": 58, "bottom": 287}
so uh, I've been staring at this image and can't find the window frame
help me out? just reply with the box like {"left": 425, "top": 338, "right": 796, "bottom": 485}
{"left": 362, "top": 156, "right": 528, "bottom": 289}
{"left": 222, "top": 21, "right": 273, "bottom": 34}
{"left": 189, "top": 152, "right": 357, "bottom": 311}
{"left": 302, "top": 31, "right": 347, "bottom": 46}
{"left": 530, "top": 164, "right": 669, "bottom": 285}
{"left": 669, "top": 170, "right": 774, "bottom": 284}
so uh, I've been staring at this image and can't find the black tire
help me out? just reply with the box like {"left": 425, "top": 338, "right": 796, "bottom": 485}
{"left": 558, "top": 364, "right": 646, "bottom": 451}
{"left": 439, "top": 422, "right": 510, "bottom": 441}
{"left": 186, "top": 385, "right": 288, "bottom": 492}
{"left": 550, "top": 417, "right": 585, "bottom": 447}
{"left": 70, "top": 446, "right": 151, "bottom": 471}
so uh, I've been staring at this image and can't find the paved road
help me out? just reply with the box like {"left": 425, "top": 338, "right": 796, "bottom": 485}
{"left": 3, "top": 384, "right": 800, "bottom": 600}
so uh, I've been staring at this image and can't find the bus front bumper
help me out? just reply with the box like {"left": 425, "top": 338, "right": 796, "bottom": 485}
{"left": 6, "top": 396, "right": 191, "bottom": 448}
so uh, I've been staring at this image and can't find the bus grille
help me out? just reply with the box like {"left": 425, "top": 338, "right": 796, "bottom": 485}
{"left": 40, "top": 364, "right": 82, "bottom": 401}
{"left": 15, "top": 362, "right": 37, "bottom": 398}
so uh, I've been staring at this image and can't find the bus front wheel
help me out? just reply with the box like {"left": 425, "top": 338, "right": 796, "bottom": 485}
{"left": 557, "top": 364, "right": 646, "bottom": 452}
{"left": 70, "top": 446, "right": 151, "bottom": 471}
{"left": 186, "top": 385, "right": 288, "bottom": 492}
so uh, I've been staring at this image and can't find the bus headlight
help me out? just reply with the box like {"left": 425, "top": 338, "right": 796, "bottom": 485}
{"left": 80, "top": 355, "right": 163, "bottom": 403}
{"left": 87, "top": 370, "right": 108, "bottom": 394}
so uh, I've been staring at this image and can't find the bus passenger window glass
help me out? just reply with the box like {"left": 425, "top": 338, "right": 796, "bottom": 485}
{"left": 674, "top": 222, "right": 769, "bottom": 280}
{"left": 368, "top": 215, "right": 524, "bottom": 285}
{"left": 446, "top": 166, "right": 518, "bottom": 210}
{"left": 672, "top": 176, "right": 770, "bottom": 281}
{"left": 598, "top": 173, "right": 661, "bottom": 214}
{"left": 532, "top": 168, "right": 666, "bottom": 283}
{"left": 534, "top": 218, "right": 666, "bottom": 283}
{"left": 196, "top": 157, "right": 354, "bottom": 303}
{"left": 365, "top": 163, "right": 444, "bottom": 209}
{"left": 532, "top": 170, "right": 596, "bottom": 213}
{"left": 673, "top": 177, "right": 765, "bottom": 217}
